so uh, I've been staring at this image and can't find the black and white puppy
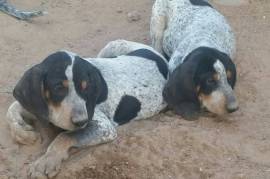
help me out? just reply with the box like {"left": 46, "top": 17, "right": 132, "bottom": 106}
{"left": 150, "top": 0, "right": 238, "bottom": 119}
{"left": 6, "top": 40, "right": 168, "bottom": 178}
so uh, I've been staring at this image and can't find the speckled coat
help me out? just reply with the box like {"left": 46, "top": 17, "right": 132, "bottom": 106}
{"left": 151, "top": 0, "right": 236, "bottom": 73}
{"left": 89, "top": 43, "right": 168, "bottom": 124}
{"left": 6, "top": 40, "right": 169, "bottom": 178}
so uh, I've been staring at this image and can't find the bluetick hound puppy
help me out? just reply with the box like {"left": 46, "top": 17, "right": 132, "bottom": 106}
{"left": 150, "top": 0, "right": 238, "bottom": 119}
{"left": 6, "top": 40, "right": 168, "bottom": 178}
{"left": 0, "top": 0, "right": 44, "bottom": 20}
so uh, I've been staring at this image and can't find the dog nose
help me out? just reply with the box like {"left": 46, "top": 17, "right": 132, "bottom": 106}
{"left": 227, "top": 101, "right": 239, "bottom": 113}
{"left": 226, "top": 93, "right": 239, "bottom": 113}
{"left": 227, "top": 106, "right": 239, "bottom": 113}
{"left": 73, "top": 120, "right": 88, "bottom": 127}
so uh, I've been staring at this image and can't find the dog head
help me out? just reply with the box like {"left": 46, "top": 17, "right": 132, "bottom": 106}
{"left": 13, "top": 51, "right": 107, "bottom": 130}
{"left": 163, "top": 47, "right": 238, "bottom": 119}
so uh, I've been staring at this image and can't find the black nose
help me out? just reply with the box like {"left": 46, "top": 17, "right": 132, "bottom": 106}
{"left": 227, "top": 106, "right": 239, "bottom": 113}
{"left": 73, "top": 120, "right": 88, "bottom": 127}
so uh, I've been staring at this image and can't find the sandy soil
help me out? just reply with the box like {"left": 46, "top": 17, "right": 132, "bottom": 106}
{"left": 0, "top": 0, "right": 269, "bottom": 178}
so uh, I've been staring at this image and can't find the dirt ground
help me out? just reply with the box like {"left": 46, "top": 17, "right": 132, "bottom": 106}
{"left": 0, "top": 0, "right": 269, "bottom": 178}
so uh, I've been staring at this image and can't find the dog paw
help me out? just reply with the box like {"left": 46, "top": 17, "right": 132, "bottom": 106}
{"left": 10, "top": 122, "right": 39, "bottom": 145}
{"left": 28, "top": 151, "right": 67, "bottom": 179}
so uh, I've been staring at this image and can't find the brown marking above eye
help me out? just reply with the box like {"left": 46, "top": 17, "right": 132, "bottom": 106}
{"left": 213, "top": 73, "right": 220, "bottom": 81}
{"left": 81, "top": 81, "right": 87, "bottom": 90}
{"left": 62, "top": 80, "right": 69, "bottom": 88}
{"left": 226, "top": 70, "right": 232, "bottom": 79}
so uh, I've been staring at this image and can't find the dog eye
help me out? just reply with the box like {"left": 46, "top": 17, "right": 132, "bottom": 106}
{"left": 54, "top": 84, "right": 66, "bottom": 91}
{"left": 206, "top": 78, "right": 215, "bottom": 85}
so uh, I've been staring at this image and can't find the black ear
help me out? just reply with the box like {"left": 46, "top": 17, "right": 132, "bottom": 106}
{"left": 13, "top": 64, "right": 48, "bottom": 122}
{"left": 87, "top": 65, "right": 108, "bottom": 105}
{"left": 163, "top": 54, "right": 201, "bottom": 120}
{"left": 173, "top": 102, "right": 200, "bottom": 120}
{"left": 85, "top": 62, "right": 108, "bottom": 120}
{"left": 73, "top": 56, "right": 108, "bottom": 120}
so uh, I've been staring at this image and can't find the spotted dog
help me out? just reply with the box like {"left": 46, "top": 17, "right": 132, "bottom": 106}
{"left": 6, "top": 40, "right": 168, "bottom": 178}
{"left": 150, "top": 0, "right": 238, "bottom": 119}
{"left": 0, "top": 0, "right": 44, "bottom": 20}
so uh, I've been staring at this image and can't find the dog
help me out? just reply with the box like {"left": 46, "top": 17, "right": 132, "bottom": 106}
{"left": 6, "top": 40, "right": 168, "bottom": 178}
{"left": 0, "top": 0, "right": 44, "bottom": 20}
{"left": 150, "top": 0, "right": 239, "bottom": 119}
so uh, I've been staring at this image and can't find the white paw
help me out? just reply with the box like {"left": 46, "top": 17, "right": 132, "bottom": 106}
{"left": 10, "top": 122, "right": 39, "bottom": 145}
{"left": 28, "top": 151, "right": 67, "bottom": 179}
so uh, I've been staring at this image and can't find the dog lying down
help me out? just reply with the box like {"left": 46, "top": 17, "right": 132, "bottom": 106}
{"left": 150, "top": 0, "right": 239, "bottom": 119}
{"left": 6, "top": 40, "right": 168, "bottom": 178}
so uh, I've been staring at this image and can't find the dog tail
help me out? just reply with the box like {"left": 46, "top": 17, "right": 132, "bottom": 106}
{"left": 0, "top": 0, "right": 45, "bottom": 20}
{"left": 98, "top": 39, "right": 164, "bottom": 59}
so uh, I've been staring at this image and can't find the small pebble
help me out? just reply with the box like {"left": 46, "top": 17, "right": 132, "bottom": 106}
{"left": 127, "top": 11, "right": 141, "bottom": 22}
{"left": 117, "top": 9, "right": 123, "bottom": 13}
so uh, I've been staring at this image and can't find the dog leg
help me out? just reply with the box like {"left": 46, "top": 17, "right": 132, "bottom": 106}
{"left": 150, "top": 0, "right": 167, "bottom": 54}
{"left": 0, "top": 0, "right": 44, "bottom": 20}
{"left": 28, "top": 109, "right": 117, "bottom": 179}
{"left": 97, "top": 39, "right": 156, "bottom": 58}
{"left": 6, "top": 101, "right": 39, "bottom": 145}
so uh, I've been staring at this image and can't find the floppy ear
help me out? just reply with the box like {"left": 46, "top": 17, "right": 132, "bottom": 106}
{"left": 87, "top": 66, "right": 108, "bottom": 105}
{"left": 163, "top": 56, "right": 201, "bottom": 120}
{"left": 13, "top": 64, "right": 48, "bottom": 122}
{"left": 73, "top": 56, "right": 108, "bottom": 121}
{"left": 85, "top": 63, "right": 108, "bottom": 120}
